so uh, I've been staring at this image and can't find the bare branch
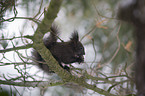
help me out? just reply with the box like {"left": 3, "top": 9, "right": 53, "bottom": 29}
{"left": 0, "top": 44, "right": 33, "bottom": 53}
{"left": 0, "top": 79, "right": 64, "bottom": 87}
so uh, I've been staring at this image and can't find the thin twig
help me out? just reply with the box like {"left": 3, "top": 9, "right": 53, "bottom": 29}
{"left": 0, "top": 44, "right": 33, "bottom": 53}
{"left": 97, "top": 23, "right": 121, "bottom": 69}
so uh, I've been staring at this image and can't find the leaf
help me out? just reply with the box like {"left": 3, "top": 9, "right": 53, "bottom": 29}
{"left": 86, "top": 35, "right": 92, "bottom": 40}
{"left": 122, "top": 41, "right": 132, "bottom": 52}
{"left": 96, "top": 19, "right": 108, "bottom": 29}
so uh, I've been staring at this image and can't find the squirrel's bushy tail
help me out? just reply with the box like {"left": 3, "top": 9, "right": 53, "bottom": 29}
{"left": 32, "top": 49, "right": 54, "bottom": 73}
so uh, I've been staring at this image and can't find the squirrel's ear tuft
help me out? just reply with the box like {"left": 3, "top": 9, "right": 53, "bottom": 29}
{"left": 70, "top": 30, "right": 79, "bottom": 42}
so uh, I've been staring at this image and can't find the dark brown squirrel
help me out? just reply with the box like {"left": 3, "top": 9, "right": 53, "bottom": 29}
{"left": 32, "top": 24, "right": 85, "bottom": 73}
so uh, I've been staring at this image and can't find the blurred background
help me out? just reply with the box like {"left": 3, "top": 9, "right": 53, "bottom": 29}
{"left": 0, "top": 0, "right": 135, "bottom": 96}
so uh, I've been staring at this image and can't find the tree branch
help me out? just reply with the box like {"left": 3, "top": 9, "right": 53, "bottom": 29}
{"left": 0, "top": 44, "right": 33, "bottom": 53}
{"left": 0, "top": 79, "right": 63, "bottom": 87}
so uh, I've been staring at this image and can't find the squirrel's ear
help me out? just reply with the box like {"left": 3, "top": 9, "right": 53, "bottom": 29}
{"left": 70, "top": 30, "right": 79, "bottom": 42}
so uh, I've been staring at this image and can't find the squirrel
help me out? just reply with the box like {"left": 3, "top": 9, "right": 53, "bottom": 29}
{"left": 32, "top": 24, "right": 85, "bottom": 73}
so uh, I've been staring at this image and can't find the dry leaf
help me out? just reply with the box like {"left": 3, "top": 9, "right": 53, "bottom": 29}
{"left": 96, "top": 19, "right": 108, "bottom": 29}
{"left": 86, "top": 35, "right": 93, "bottom": 40}
{"left": 124, "top": 41, "right": 132, "bottom": 52}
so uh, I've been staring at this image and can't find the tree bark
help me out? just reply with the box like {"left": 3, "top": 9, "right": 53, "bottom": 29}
{"left": 118, "top": 0, "right": 145, "bottom": 95}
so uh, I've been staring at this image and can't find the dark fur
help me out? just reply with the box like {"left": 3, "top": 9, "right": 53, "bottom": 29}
{"left": 32, "top": 24, "right": 85, "bottom": 73}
